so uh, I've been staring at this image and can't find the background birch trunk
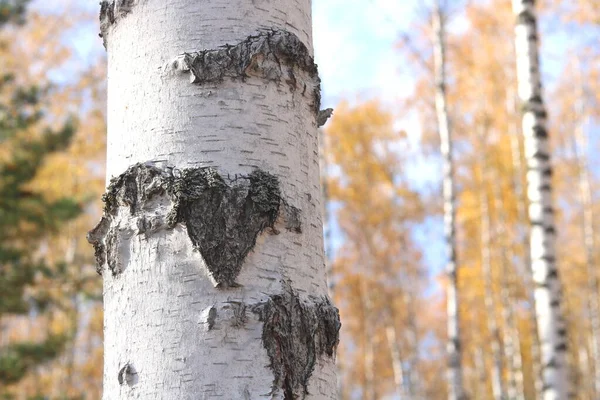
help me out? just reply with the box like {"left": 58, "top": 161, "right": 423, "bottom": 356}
{"left": 432, "top": 4, "right": 464, "bottom": 399}
{"left": 512, "top": 1, "right": 569, "bottom": 398}
{"left": 508, "top": 86, "right": 541, "bottom": 400}
{"left": 492, "top": 165, "right": 525, "bottom": 400}
{"left": 90, "top": 1, "right": 339, "bottom": 399}
{"left": 492, "top": 164, "right": 526, "bottom": 400}
{"left": 386, "top": 323, "right": 408, "bottom": 400}
{"left": 479, "top": 156, "right": 505, "bottom": 400}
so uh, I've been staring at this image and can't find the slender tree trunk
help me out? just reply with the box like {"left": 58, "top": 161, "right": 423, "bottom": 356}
{"left": 473, "top": 345, "right": 487, "bottom": 400}
{"left": 491, "top": 163, "right": 525, "bottom": 400}
{"left": 90, "top": 2, "right": 339, "bottom": 399}
{"left": 387, "top": 324, "right": 408, "bottom": 399}
{"left": 432, "top": 5, "right": 464, "bottom": 399}
{"left": 572, "top": 103, "right": 600, "bottom": 399}
{"left": 507, "top": 87, "right": 542, "bottom": 400}
{"left": 512, "top": 1, "right": 569, "bottom": 398}
{"left": 404, "top": 290, "right": 419, "bottom": 399}
{"left": 386, "top": 290, "right": 418, "bottom": 400}
{"left": 362, "top": 283, "right": 376, "bottom": 400}
{"left": 479, "top": 173, "right": 505, "bottom": 400}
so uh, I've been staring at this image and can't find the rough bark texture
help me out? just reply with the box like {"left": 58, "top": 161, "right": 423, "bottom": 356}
{"left": 96, "top": 0, "right": 338, "bottom": 398}
{"left": 88, "top": 164, "right": 301, "bottom": 287}
{"left": 169, "top": 30, "right": 321, "bottom": 114}
{"left": 252, "top": 283, "right": 340, "bottom": 398}
{"left": 99, "top": 0, "right": 135, "bottom": 48}
{"left": 432, "top": 4, "right": 465, "bottom": 400}
{"left": 512, "top": 1, "right": 570, "bottom": 398}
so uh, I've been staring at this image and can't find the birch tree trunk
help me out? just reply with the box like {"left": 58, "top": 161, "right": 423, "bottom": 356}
{"left": 88, "top": 1, "right": 339, "bottom": 399}
{"left": 479, "top": 172, "right": 505, "bottom": 400}
{"left": 512, "top": 1, "right": 569, "bottom": 398}
{"left": 491, "top": 158, "right": 525, "bottom": 400}
{"left": 404, "top": 290, "right": 420, "bottom": 399}
{"left": 386, "top": 324, "right": 408, "bottom": 400}
{"left": 508, "top": 87, "right": 541, "bottom": 400}
{"left": 433, "top": 4, "right": 464, "bottom": 399}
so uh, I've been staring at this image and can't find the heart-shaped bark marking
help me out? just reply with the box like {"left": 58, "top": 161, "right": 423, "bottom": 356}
{"left": 167, "top": 168, "right": 281, "bottom": 287}
{"left": 89, "top": 163, "right": 298, "bottom": 286}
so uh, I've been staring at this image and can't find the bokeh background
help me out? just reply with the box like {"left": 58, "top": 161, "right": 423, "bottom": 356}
{"left": 0, "top": 0, "right": 598, "bottom": 399}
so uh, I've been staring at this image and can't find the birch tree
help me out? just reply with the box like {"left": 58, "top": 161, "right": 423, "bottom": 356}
{"left": 88, "top": 1, "right": 340, "bottom": 399}
{"left": 512, "top": 1, "right": 569, "bottom": 398}
{"left": 478, "top": 144, "right": 505, "bottom": 400}
{"left": 432, "top": 4, "right": 464, "bottom": 399}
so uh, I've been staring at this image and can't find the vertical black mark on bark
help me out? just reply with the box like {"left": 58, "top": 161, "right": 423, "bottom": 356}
{"left": 206, "top": 306, "right": 217, "bottom": 331}
{"left": 88, "top": 163, "right": 301, "bottom": 284}
{"left": 252, "top": 283, "right": 341, "bottom": 399}
{"left": 175, "top": 29, "right": 322, "bottom": 116}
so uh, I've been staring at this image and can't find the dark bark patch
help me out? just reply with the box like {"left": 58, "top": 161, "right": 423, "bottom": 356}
{"left": 283, "top": 203, "right": 302, "bottom": 234}
{"left": 167, "top": 168, "right": 281, "bottom": 288}
{"left": 180, "top": 29, "right": 321, "bottom": 115}
{"left": 252, "top": 283, "right": 340, "bottom": 399}
{"left": 88, "top": 163, "right": 301, "bottom": 285}
{"left": 207, "top": 306, "right": 217, "bottom": 331}
{"left": 516, "top": 7, "right": 536, "bottom": 26}
{"left": 102, "top": 163, "right": 171, "bottom": 216}
{"left": 87, "top": 216, "right": 110, "bottom": 274}
{"left": 317, "top": 108, "right": 333, "bottom": 127}
{"left": 118, "top": 363, "right": 137, "bottom": 386}
{"left": 99, "top": 0, "right": 136, "bottom": 49}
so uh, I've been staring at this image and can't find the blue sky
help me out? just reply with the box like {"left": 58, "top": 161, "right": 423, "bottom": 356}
{"left": 313, "top": 0, "right": 415, "bottom": 105}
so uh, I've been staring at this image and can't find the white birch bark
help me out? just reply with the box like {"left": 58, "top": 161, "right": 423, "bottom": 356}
{"left": 386, "top": 289, "right": 419, "bottom": 400}
{"left": 432, "top": 4, "right": 464, "bottom": 399}
{"left": 508, "top": 87, "right": 541, "bottom": 400}
{"left": 386, "top": 324, "right": 408, "bottom": 400}
{"left": 89, "top": 1, "right": 339, "bottom": 399}
{"left": 512, "top": 1, "right": 569, "bottom": 398}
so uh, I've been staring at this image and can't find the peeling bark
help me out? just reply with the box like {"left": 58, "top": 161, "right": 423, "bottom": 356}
{"left": 317, "top": 108, "right": 334, "bottom": 127}
{"left": 169, "top": 30, "right": 321, "bottom": 115}
{"left": 99, "top": 0, "right": 135, "bottom": 48}
{"left": 88, "top": 163, "right": 301, "bottom": 287}
{"left": 252, "top": 283, "right": 341, "bottom": 399}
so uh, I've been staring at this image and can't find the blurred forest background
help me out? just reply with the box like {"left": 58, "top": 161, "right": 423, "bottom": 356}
{"left": 0, "top": 0, "right": 598, "bottom": 399}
